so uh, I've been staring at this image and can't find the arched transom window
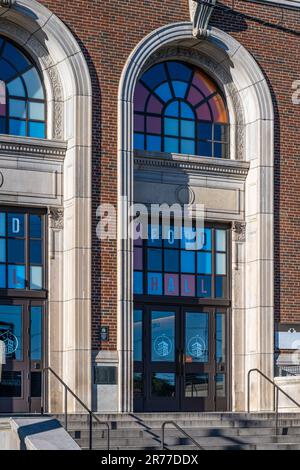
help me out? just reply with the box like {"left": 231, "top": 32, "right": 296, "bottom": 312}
{"left": 0, "top": 36, "right": 46, "bottom": 139}
{"left": 134, "top": 61, "right": 229, "bottom": 158}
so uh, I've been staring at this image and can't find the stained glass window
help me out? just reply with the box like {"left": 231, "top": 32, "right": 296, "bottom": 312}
{"left": 134, "top": 222, "right": 228, "bottom": 299}
{"left": 134, "top": 61, "right": 228, "bottom": 157}
{"left": 0, "top": 36, "right": 46, "bottom": 138}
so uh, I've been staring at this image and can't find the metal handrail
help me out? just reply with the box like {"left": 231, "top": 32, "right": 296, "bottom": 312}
{"left": 247, "top": 368, "right": 300, "bottom": 435}
{"left": 161, "top": 421, "right": 204, "bottom": 450}
{"left": 41, "top": 367, "right": 110, "bottom": 450}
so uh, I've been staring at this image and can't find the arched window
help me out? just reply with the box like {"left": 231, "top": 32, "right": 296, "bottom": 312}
{"left": 0, "top": 36, "right": 46, "bottom": 139}
{"left": 134, "top": 61, "right": 229, "bottom": 158}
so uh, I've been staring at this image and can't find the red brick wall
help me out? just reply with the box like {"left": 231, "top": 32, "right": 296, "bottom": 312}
{"left": 39, "top": 0, "right": 300, "bottom": 349}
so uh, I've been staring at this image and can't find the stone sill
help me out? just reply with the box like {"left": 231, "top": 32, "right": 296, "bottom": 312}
{"left": 0, "top": 134, "right": 67, "bottom": 161}
{"left": 134, "top": 150, "right": 250, "bottom": 180}
{"left": 245, "top": 0, "right": 300, "bottom": 9}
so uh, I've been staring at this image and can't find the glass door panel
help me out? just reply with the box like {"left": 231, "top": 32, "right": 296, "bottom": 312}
{"left": 151, "top": 310, "right": 175, "bottom": 362}
{"left": 185, "top": 312, "right": 209, "bottom": 363}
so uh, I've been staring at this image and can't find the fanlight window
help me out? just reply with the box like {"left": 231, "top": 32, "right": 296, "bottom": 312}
{"left": 134, "top": 61, "right": 229, "bottom": 158}
{"left": 0, "top": 36, "right": 46, "bottom": 139}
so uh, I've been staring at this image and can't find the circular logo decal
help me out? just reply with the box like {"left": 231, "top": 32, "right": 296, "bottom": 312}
{"left": 154, "top": 335, "right": 173, "bottom": 358}
{"left": 187, "top": 336, "right": 206, "bottom": 359}
{"left": 0, "top": 331, "right": 18, "bottom": 356}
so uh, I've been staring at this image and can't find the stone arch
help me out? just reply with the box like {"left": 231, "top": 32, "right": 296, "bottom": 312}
{"left": 118, "top": 22, "right": 274, "bottom": 412}
{"left": 0, "top": 0, "right": 92, "bottom": 410}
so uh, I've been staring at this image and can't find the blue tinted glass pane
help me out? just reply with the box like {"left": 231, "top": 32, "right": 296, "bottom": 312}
{"left": 134, "top": 133, "right": 144, "bottom": 150}
{"left": 28, "top": 121, "right": 45, "bottom": 139}
{"left": 8, "top": 265, "right": 25, "bottom": 289}
{"left": 155, "top": 83, "right": 172, "bottom": 102}
{"left": 181, "top": 251, "right": 195, "bottom": 273}
{"left": 9, "top": 119, "right": 26, "bottom": 136}
{"left": 146, "top": 135, "right": 161, "bottom": 151}
{"left": 28, "top": 102, "right": 45, "bottom": 120}
{"left": 148, "top": 273, "right": 162, "bottom": 295}
{"left": 216, "top": 230, "right": 226, "bottom": 252}
{"left": 141, "top": 63, "right": 167, "bottom": 90}
{"left": 172, "top": 81, "right": 188, "bottom": 98}
{"left": 181, "top": 102, "right": 194, "bottom": 119}
{"left": 30, "top": 240, "right": 42, "bottom": 264}
{"left": 197, "top": 275, "right": 212, "bottom": 298}
{"left": 164, "top": 137, "right": 178, "bottom": 153}
{"left": 181, "top": 227, "right": 196, "bottom": 249}
{"left": 0, "top": 213, "right": 6, "bottom": 237}
{"left": 214, "top": 142, "right": 224, "bottom": 158}
{"left": 216, "top": 276, "right": 225, "bottom": 298}
{"left": 198, "top": 122, "right": 213, "bottom": 140}
{"left": 164, "top": 250, "right": 179, "bottom": 272}
{"left": 0, "top": 264, "right": 6, "bottom": 288}
{"left": 0, "top": 59, "right": 15, "bottom": 81}
{"left": 30, "top": 215, "right": 42, "bottom": 238}
{"left": 3, "top": 43, "right": 30, "bottom": 72}
{"left": 7, "top": 78, "right": 25, "bottom": 98}
{"left": 30, "top": 306, "right": 42, "bottom": 361}
{"left": 167, "top": 62, "right": 192, "bottom": 82}
{"left": 215, "top": 124, "right": 227, "bottom": 141}
{"left": 197, "top": 252, "right": 212, "bottom": 274}
{"left": 165, "top": 101, "right": 179, "bottom": 117}
{"left": 30, "top": 266, "right": 42, "bottom": 290}
{"left": 216, "top": 253, "right": 226, "bottom": 275}
{"left": 164, "top": 118, "right": 179, "bottom": 136}
{"left": 197, "top": 228, "right": 212, "bottom": 251}
{"left": 181, "top": 120, "right": 195, "bottom": 138}
{"left": 0, "top": 239, "right": 5, "bottom": 263}
{"left": 198, "top": 141, "right": 212, "bottom": 157}
{"left": 163, "top": 225, "right": 180, "bottom": 248}
{"left": 134, "top": 271, "right": 143, "bottom": 294}
{"left": 181, "top": 139, "right": 195, "bottom": 155}
{"left": 22, "top": 68, "right": 44, "bottom": 99}
{"left": 151, "top": 311, "right": 175, "bottom": 362}
{"left": 134, "top": 309, "right": 143, "bottom": 361}
{"left": 8, "top": 239, "right": 25, "bottom": 263}
{"left": 9, "top": 99, "right": 26, "bottom": 118}
{"left": 0, "top": 305, "right": 23, "bottom": 360}
{"left": 147, "top": 249, "right": 162, "bottom": 271}
{"left": 8, "top": 214, "right": 24, "bottom": 237}
{"left": 0, "top": 117, "right": 6, "bottom": 133}
{"left": 148, "top": 224, "right": 162, "bottom": 247}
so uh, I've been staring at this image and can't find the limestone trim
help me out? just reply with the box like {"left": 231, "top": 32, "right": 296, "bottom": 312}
{"left": 118, "top": 22, "right": 274, "bottom": 413}
{"left": 0, "top": 0, "right": 92, "bottom": 412}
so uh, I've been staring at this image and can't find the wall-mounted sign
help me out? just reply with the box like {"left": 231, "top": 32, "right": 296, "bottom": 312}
{"left": 275, "top": 323, "right": 300, "bottom": 350}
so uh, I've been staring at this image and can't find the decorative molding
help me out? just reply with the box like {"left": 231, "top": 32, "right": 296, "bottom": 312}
{"left": 134, "top": 153, "right": 250, "bottom": 180}
{"left": 232, "top": 221, "right": 246, "bottom": 242}
{"left": 0, "top": 171, "right": 4, "bottom": 188}
{"left": 143, "top": 46, "right": 245, "bottom": 161}
{"left": 189, "top": 0, "right": 217, "bottom": 38}
{"left": 176, "top": 185, "right": 195, "bottom": 205}
{"left": 49, "top": 207, "right": 64, "bottom": 230}
{"left": 0, "top": 0, "right": 15, "bottom": 8}
{"left": 0, "top": 136, "right": 67, "bottom": 160}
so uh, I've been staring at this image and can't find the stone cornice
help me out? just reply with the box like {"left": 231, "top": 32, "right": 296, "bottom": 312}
{"left": 134, "top": 151, "right": 250, "bottom": 180}
{"left": 0, "top": 135, "right": 67, "bottom": 161}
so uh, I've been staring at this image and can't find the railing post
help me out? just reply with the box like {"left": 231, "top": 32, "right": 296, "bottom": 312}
{"left": 64, "top": 386, "right": 68, "bottom": 431}
{"left": 41, "top": 368, "right": 44, "bottom": 415}
{"left": 161, "top": 423, "right": 165, "bottom": 450}
{"left": 89, "top": 412, "right": 93, "bottom": 450}
{"left": 275, "top": 387, "right": 279, "bottom": 436}
{"left": 247, "top": 369, "right": 251, "bottom": 413}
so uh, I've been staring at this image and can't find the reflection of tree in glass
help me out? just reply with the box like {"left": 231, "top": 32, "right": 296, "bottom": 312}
{"left": 152, "top": 375, "right": 175, "bottom": 397}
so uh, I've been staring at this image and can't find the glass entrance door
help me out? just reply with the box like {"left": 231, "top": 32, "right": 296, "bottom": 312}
{"left": 0, "top": 301, "right": 44, "bottom": 413}
{"left": 134, "top": 305, "right": 228, "bottom": 412}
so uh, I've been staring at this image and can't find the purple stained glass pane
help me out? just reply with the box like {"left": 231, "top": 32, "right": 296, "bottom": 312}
{"left": 192, "top": 74, "right": 213, "bottom": 98}
{"left": 134, "top": 114, "right": 144, "bottom": 132}
{"left": 181, "top": 275, "right": 195, "bottom": 297}
{"left": 134, "top": 247, "right": 143, "bottom": 270}
{"left": 134, "top": 82, "right": 150, "bottom": 112}
{"left": 196, "top": 103, "right": 212, "bottom": 121}
{"left": 147, "top": 95, "right": 163, "bottom": 114}
{"left": 164, "top": 274, "right": 179, "bottom": 296}
{"left": 147, "top": 116, "right": 161, "bottom": 134}
{"left": 0, "top": 81, "right": 5, "bottom": 117}
{"left": 187, "top": 85, "right": 204, "bottom": 106}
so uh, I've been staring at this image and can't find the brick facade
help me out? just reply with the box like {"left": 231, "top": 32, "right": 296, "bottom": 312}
{"left": 40, "top": 0, "right": 300, "bottom": 350}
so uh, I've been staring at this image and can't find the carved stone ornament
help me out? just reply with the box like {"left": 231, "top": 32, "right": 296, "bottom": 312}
{"left": 189, "top": 0, "right": 217, "bottom": 38}
{"left": 232, "top": 221, "right": 246, "bottom": 242}
{"left": 0, "top": 0, "right": 15, "bottom": 7}
{"left": 49, "top": 207, "right": 64, "bottom": 230}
